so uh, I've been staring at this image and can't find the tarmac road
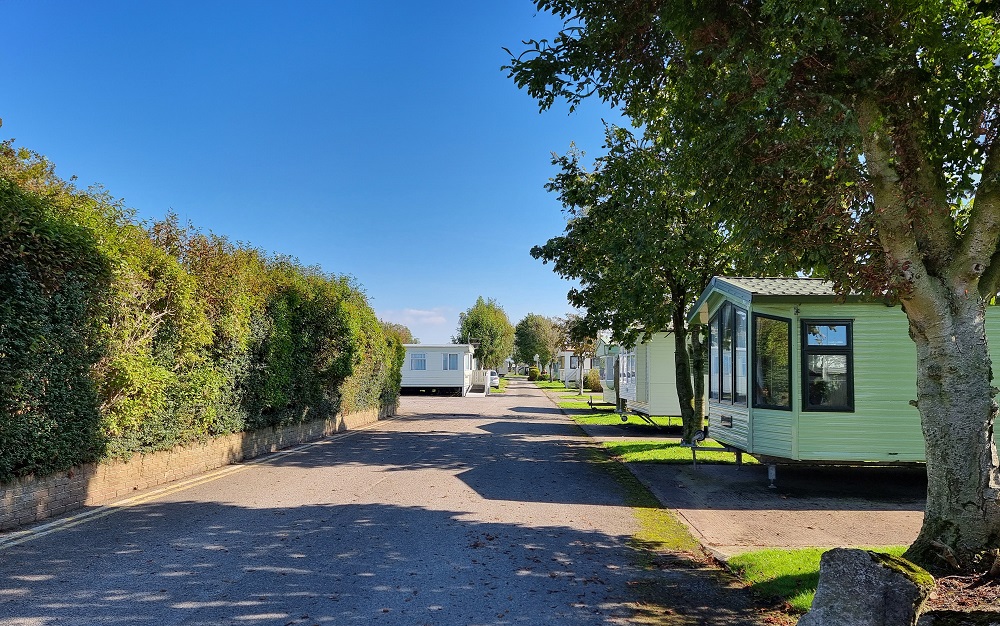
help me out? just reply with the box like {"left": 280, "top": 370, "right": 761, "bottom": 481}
{"left": 0, "top": 380, "right": 705, "bottom": 626}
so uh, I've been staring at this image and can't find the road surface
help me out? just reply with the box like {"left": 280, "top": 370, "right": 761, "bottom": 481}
{"left": 1, "top": 380, "right": 745, "bottom": 625}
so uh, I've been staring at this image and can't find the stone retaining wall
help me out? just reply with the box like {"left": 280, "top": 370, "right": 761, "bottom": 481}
{"left": 0, "top": 404, "right": 394, "bottom": 531}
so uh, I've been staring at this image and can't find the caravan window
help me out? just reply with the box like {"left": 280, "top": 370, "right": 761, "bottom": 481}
{"left": 709, "top": 316, "right": 720, "bottom": 401}
{"left": 570, "top": 356, "right": 579, "bottom": 369}
{"left": 752, "top": 315, "right": 791, "bottom": 410}
{"left": 802, "top": 321, "right": 854, "bottom": 411}
{"left": 709, "top": 302, "right": 748, "bottom": 407}
{"left": 442, "top": 353, "right": 459, "bottom": 370}
{"left": 410, "top": 352, "right": 426, "bottom": 370}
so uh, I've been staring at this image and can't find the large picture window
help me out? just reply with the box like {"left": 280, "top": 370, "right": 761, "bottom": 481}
{"left": 752, "top": 315, "right": 791, "bottom": 410}
{"left": 802, "top": 321, "right": 854, "bottom": 411}
{"left": 709, "top": 302, "right": 748, "bottom": 407}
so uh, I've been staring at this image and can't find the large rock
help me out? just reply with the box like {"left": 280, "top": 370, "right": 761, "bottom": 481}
{"left": 799, "top": 548, "right": 934, "bottom": 626}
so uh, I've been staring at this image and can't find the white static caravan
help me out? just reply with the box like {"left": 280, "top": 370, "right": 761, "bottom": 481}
{"left": 595, "top": 335, "right": 620, "bottom": 405}
{"left": 400, "top": 344, "right": 477, "bottom": 396}
{"left": 555, "top": 350, "right": 594, "bottom": 388}
{"left": 618, "top": 334, "right": 683, "bottom": 417}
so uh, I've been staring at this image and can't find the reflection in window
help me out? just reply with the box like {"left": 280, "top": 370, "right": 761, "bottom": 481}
{"left": 721, "top": 304, "right": 733, "bottom": 402}
{"left": 735, "top": 308, "right": 748, "bottom": 405}
{"left": 802, "top": 322, "right": 853, "bottom": 411}
{"left": 708, "top": 302, "right": 747, "bottom": 407}
{"left": 753, "top": 316, "right": 791, "bottom": 409}
{"left": 411, "top": 353, "right": 426, "bottom": 370}
{"left": 709, "top": 316, "right": 720, "bottom": 401}
{"left": 443, "top": 353, "right": 459, "bottom": 370}
{"left": 806, "top": 324, "right": 848, "bottom": 346}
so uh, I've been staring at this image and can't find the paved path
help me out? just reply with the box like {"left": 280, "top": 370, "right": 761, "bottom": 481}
{"left": 569, "top": 398, "right": 925, "bottom": 558}
{"left": 0, "top": 380, "right": 769, "bottom": 626}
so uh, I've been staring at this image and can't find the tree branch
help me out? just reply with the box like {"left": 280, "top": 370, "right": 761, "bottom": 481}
{"left": 968, "top": 132, "right": 1000, "bottom": 297}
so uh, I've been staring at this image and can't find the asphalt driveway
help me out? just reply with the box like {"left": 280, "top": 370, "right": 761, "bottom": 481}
{"left": 0, "top": 378, "right": 770, "bottom": 625}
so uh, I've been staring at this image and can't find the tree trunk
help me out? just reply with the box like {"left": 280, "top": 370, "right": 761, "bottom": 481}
{"left": 858, "top": 98, "right": 1000, "bottom": 571}
{"left": 901, "top": 285, "right": 1000, "bottom": 571}
{"left": 672, "top": 309, "right": 699, "bottom": 444}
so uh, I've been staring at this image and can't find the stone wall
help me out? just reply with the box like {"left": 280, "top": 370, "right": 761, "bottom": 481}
{"left": 0, "top": 405, "right": 393, "bottom": 531}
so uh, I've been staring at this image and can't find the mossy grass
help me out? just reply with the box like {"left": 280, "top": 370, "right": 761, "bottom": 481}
{"left": 728, "top": 546, "right": 908, "bottom": 613}
{"left": 584, "top": 445, "right": 702, "bottom": 554}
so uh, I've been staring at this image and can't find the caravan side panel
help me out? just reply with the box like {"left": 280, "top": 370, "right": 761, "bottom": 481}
{"left": 793, "top": 303, "right": 923, "bottom": 462}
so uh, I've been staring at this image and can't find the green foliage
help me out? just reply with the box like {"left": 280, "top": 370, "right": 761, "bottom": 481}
{"left": 513, "top": 313, "right": 561, "bottom": 367}
{"left": 584, "top": 367, "right": 603, "bottom": 392}
{"left": 0, "top": 177, "right": 110, "bottom": 480}
{"left": 0, "top": 142, "right": 401, "bottom": 482}
{"left": 380, "top": 320, "right": 416, "bottom": 345}
{"left": 527, "top": 366, "right": 540, "bottom": 381}
{"left": 509, "top": 0, "right": 1000, "bottom": 566}
{"left": 453, "top": 296, "right": 515, "bottom": 369}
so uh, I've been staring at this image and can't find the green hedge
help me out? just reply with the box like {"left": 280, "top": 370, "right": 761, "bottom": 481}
{"left": 0, "top": 142, "right": 403, "bottom": 482}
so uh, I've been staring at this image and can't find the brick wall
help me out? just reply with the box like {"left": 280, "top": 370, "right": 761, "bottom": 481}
{"left": 0, "top": 404, "right": 394, "bottom": 531}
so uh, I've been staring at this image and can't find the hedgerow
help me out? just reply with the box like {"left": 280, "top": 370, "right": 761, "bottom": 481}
{"left": 0, "top": 141, "right": 403, "bottom": 482}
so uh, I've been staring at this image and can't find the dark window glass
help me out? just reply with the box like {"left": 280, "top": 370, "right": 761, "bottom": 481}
{"left": 735, "top": 308, "right": 748, "bottom": 406}
{"left": 753, "top": 315, "right": 791, "bottom": 410}
{"left": 709, "top": 315, "right": 720, "bottom": 401}
{"left": 721, "top": 304, "right": 733, "bottom": 402}
{"left": 802, "top": 322, "right": 854, "bottom": 411}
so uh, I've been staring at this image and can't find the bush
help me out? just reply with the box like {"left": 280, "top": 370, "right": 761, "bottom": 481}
{"left": 527, "top": 366, "right": 540, "bottom": 381}
{"left": 585, "top": 368, "right": 603, "bottom": 392}
{"left": 0, "top": 142, "right": 403, "bottom": 482}
{"left": 538, "top": 371, "right": 549, "bottom": 380}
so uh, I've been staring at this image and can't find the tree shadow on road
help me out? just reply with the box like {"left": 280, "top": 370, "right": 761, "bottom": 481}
{"left": 0, "top": 499, "right": 782, "bottom": 625}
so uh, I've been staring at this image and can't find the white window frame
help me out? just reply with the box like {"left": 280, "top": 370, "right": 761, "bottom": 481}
{"left": 410, "top": 352, "right": 426, "bottom": 370}
{"left": 442, "top": 353, "right": 459, "bottom": 370}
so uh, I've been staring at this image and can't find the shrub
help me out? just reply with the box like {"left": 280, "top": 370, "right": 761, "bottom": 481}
{"left": 0, "top": 142, "right": 402, "bottom": 482}
{"left": 585, "top": 368, "right": 603, "bottom": 392}
{"left": 528, "top": 366, "right": 540, "bottom": 381}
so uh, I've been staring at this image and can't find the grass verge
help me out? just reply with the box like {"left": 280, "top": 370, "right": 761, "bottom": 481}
{"left": 585, "top": 446, "right": 702, "bottom": 554}
{"left": 727, "top": 545, "right": 908, "bottom": 613}
{"left": 603, "top": 439, "right": 758, "bottom": 465}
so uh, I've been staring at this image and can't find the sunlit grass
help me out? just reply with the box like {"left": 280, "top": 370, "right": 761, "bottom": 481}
{"left": 727, "top": 546, "right": 908, "bottom": 613}
{"left": 601, "top": 439, "right": 757, "bottom": 465}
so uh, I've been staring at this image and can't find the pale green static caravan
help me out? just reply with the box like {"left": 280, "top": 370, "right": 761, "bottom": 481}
{"left": 689, "top": 277, "right": 1000, "bottom": 465}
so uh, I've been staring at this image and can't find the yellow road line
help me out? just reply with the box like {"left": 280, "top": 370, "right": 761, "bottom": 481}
{"left": 0, "top": 417, "right": 400, "bottom": 550}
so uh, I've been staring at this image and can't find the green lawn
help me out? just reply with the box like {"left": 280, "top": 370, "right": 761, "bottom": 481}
{"left": 534, "top": 380, "right": 570, "bottom": 391}
{"left": 601, "top": 438, "right": 757, "bottom": 465}
{"left": 727, "top": 546, "right": 908, "bottom": 613}
{"left": 489, "top": 378, "right": 509, "bottom": 394}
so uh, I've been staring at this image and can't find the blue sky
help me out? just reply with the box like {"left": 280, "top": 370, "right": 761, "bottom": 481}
{"left": 2, "top": 1, "right": 624, "bottom": 343}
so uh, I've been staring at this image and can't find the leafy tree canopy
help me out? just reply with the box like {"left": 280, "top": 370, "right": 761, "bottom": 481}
{"left": 453, "top": 296, "right": 516, "bottom": 370}
{"left": 513, "top": 313, "right": 561, "bottom": 366}
{"left": 508, "top": 0, "right": 1000, "bottom": 570}
{"left": 381, "top": 321, "right": 417, "bottom": 345}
